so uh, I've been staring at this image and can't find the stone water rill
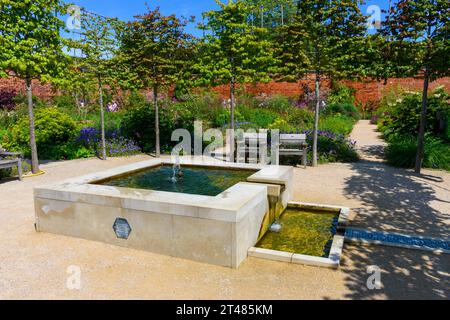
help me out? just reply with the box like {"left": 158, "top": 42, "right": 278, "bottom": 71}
{"left": 34, "top": 157, "right": 293, "bottom": 268}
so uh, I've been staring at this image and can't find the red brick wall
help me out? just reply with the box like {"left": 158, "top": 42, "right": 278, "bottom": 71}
{"left": 209, "top": 74, "right": 332, "bottom": 99}
{"left": 0, "top": 77, "right": 54, "bottom": 101}
{"left": 210, "top": 76, "right": 450, "bottom": 107}
{"left": 340, "top": 77, "right": 450, "bottom": 107}
{"left": 1, "top": 75, "right": 449, "bottom": 108}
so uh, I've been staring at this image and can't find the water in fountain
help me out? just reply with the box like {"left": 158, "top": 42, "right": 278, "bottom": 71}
{"left": 170, "top": 151, "right": 183, "bottom": 183}
{"left": 269, "top": 221, "right": 282, "bottom": 233}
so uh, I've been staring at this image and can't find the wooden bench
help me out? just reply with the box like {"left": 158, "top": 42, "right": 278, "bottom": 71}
{"left": 0, "top": 152, "right": 23, "bottom": 181}
{"left": 236, "top": 131, "right": 269, "bottom": 164}
{"left": 273, "top": 134, "right": 308, "bottom": 168}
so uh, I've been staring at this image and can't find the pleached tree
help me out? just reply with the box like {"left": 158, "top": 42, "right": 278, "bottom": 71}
{"left": 117, "top": 6, "right": 192, "bottom": 157}
{"left": 0, "top": 0, "right": 66, "bottom": 173}
{"left": 276, "top": 0, "right": 368, "bottom": 166}
{"left": 195, "top": 0, "right": 276, "bottom": 132}
{"left": 382, "top": 0, "right": 450, "bottom": 173}
{"left": 67, "top": 9, "right": 121, "bottom": 160}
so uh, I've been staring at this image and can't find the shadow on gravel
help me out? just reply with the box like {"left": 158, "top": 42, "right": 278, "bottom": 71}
{"left": 341, "top": 160, "right": 450, "bottom": 300}
{"left": 344, "top": 160, "right": 449, "bottom": 238}
{"left": 340, "top": 244, "right": 450, "bottom": 300}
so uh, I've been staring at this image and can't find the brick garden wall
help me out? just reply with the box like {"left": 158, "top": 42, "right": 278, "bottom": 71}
{"left": 210, "top": 76, "right": 450, "bottom": 107}
{"left": 1, "top": 75, "right": 449, "bottom": 108}
{"left": 340, "top": 77, "right": 450, "bottom": 107}
{"left": 0, "top": 77, "right": 54, "bottom": 103}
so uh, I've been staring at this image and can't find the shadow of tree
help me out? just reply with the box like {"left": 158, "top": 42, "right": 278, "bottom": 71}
{"left": 341, "top": 160, "right": 450, "bottom": 299}
{"left": 344, "top": 160, "right": 449, "bottom": 239}
{"left": 340, "top": 244, "right": 450, "bottom": 300}
{"left": 358, "top": 145, "right": 385, "bottom": 159}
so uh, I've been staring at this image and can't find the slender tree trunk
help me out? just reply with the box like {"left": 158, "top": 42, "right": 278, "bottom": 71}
{"left": 154, "top": 85, "right": 160, "bottom": 157}
{"left": 230, "top": 77, "right": 236, "bottom": 130}
{"left": 98, "top": 77, "right": 107, "bottom": 160}
{"left": 312, "top": 70, "right": 320, "bottom": 167}
{"left": 26, "top": 77, "right": 39, "bottom": 174}
{"left": 414, "top": 69, "right": 429, "bottom": 174}
{"left": 74, "top": 91, "right": 80, "bottom": 116}
{"left": 229, "top": 78, "right": 236, "bottom": 162}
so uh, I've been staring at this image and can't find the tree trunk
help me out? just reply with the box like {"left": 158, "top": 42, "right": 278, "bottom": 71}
{"left": 98, "top": 77, "right": 107, "bottom": 160}
{"left": 154, "top": 85, "right": 160, "bottom": 157}
{"left": 312, "top": 70, "right": 320, "bottom": 167}
{"left": 74, "top": 91, "right": 80, "bottom": 116}
{"left": 26, "top": 77, "right": 39, "bottom": 174}
{"left": 229, "top": 78, "right": 236, "bottom": 162}
{"left": 414, "top": 69, "right": 429, "bottom": 174}
{"left": 230, "top": 78, "right": 236, "bottom": 130}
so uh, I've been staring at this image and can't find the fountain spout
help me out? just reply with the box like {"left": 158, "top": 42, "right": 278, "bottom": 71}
{"left": 171, "top": 148, "right": 183, "bottom": 183}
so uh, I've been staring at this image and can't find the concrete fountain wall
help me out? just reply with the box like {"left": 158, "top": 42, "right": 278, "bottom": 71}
{"left": 34, "top": 157, "right": 293, "bottom": 268}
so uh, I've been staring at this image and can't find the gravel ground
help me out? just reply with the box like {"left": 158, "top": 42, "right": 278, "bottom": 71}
{"left": 0, "top": 122, "right": 448, "bottom": 300}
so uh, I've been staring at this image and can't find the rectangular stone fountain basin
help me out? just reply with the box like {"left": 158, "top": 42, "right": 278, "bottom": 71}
{"left": 34, "top": 157, "right": 293, "bottom": 268}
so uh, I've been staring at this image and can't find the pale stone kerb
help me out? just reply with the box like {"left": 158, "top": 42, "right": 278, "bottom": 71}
{"left": 328, "top": 235, "right": 345, "bottom": 268}
{"left": 248, "top": 247, "right": 294, "bottom": 263}
{"left": 248, "top": 235, "right": 344, "bottom": 269}
{"left": 338, "top": 207, "right": 350, "bottom": 226}
{"left": 288, "top": 201, "right": 342, "bottom": 213}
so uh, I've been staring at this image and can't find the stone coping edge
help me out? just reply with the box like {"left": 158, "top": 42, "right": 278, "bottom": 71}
{"left": 248, "top": 235, "right": 344, "bottom": 269}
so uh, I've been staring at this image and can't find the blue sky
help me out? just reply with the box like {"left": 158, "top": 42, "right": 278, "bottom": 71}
{"left": 66, "top": 0, "right": 391, "bottom": 37}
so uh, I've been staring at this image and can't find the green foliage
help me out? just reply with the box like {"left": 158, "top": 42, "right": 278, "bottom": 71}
{"left": 4, "top": 108, "right": 78, "bottom": 159}
{"left": 117, "top": 6, "right": 192, "bottom": 90}
{"left": 121, "top": 101, "right": 197, "bottom": 153}
{"left": 276, "top": 0, "right": 369, "bottom": 82}
{"left": 381, "top": 0, "right": 450, "bottom": 82}
{"left": 378, "top": 87, "right": 450, "bottom": 141}
{"left": 327, "top": 85, "right": 356, "bottom": 105}
{"left": 323, "top": 103, "right": 360, "bottom": 120}
{"left": 53, "top": 95, "right": 77, "bottom": 111}
{"left": 319, "top": 115, "right": 357, "bottom": 136}
{"left": 123, "top": 91, "right": 148, "bottom": 110}
{"left": 195, "top": 0, "right": 276, "bottom": 87}
{"left": 268, "top": 118, "right": 295, "bottom": 133}
{"left": 0, "top": 0, "right": 67, "bottom": 81}
{"left": 286, "top": 108, "right": 314, "bottom": 129}
{"left": 264, "top": 95, "right": 292, "bottom": 114}
{"left": 385, "top": 135, "right": 450, "bottom": 171}
{"left": 314, "top": 135, "right": 359, "bottom": 164}
{"left": 237, "top": 105, "right": 278, "bottom": 128}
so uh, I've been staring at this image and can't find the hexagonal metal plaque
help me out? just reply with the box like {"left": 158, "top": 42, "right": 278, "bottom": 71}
{"left": 113, "top": 218, "right": 132, "bottom": 240}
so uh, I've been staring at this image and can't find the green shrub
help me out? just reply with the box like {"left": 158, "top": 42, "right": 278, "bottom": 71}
{"left": 286, "top": 107, "right": 314, "bottom": 129}
{"left": 385, "top": 134, "right": 450, "bottom": 171}
{"left": 121, "top": 101, "right": 196, "bottom": 153}
{"left": 123, "top": 90, "right": 148, "bottom": 110}
{"left": 323, "top": 102, "right": 360, "bottom": 120}
{"left": 265, "top": 95, "right": 292, "bottom": 113}
{"left": 378, "top": 87, "right": 450, "bottom": 141}
{"left": 319, "top": 115, "right": 356, "bottom": 136}
{"left": 53, "top": 95, "right": 76, "bottom": 110}
{"left": 0, "top": 103, "right": 28, "bottom": 129}
{"left": 268, "top": 118, "right": 295, "bottom": 132}
{"left": 4, "top": 107, "right": 78, "bottom": 159}
{"left": 237, "top": 105, "right": 278, "bottom": 128}
{"left": 315, "top": 135, "right": 359, "bottom": 163}
{"left": 327, "top": 84, "right": 356, "bottom": 105}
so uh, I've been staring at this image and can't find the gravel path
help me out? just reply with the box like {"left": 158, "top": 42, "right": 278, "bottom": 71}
{"left": 349, "top": 120, "right": 387, "bottom": 162}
